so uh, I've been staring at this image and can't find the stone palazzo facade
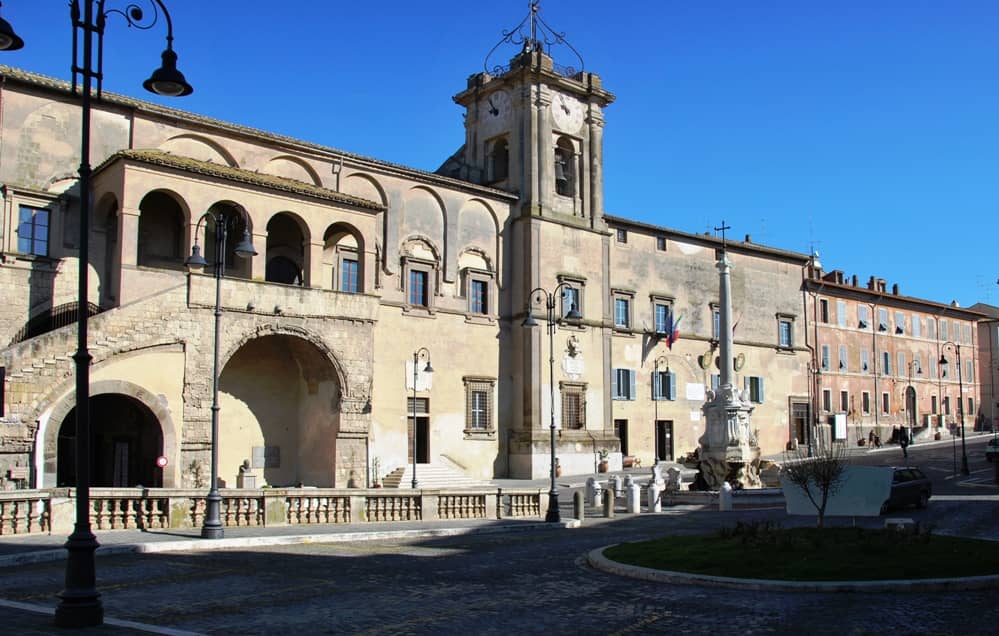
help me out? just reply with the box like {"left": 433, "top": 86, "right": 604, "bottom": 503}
{"left": 0, "top": 41, "right": 984, "bottom": 490}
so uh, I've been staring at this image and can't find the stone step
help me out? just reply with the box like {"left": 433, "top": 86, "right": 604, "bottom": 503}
{"left": 382, "top": 463, "right": 488, "bottom": 489}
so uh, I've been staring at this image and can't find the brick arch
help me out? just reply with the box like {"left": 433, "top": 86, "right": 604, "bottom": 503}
{"left": 218, "top": 323, "right": 359, "bottom": 403}
{"left": 40, "top": 379, "right": 179, "bottom": 488}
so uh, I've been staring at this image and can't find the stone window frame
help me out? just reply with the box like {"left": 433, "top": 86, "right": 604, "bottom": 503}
{"left": 14, "top": 198, "right": 56, "bottom": 258}
{"left": 560, "top": 381, "right": 586, "bottom": 430}
{"left": 652, "top": 369, "right": 676, "bottom": 401}
{"left": 401, "top": 255, "right": 438, "bottom": 316}
{"left": 651, "top": 294, "right": 674, "bottom": 337}
{"left": 554, "top": 136, "right": 577, "bottom": 198}
{"left": 655, "top": 236, "right": 667, "bottom": 251}
{"left": 463, "top": 376, "right": 496, "bottom": 439}
{"left": 744, "top": 376, "right": 765, "bottom": 403}
{"left": 881, "top": 391, "right": 891, "bottom": 415}
{"left": 615, "top": 228, "right": 628, "bottom": 244}
{"left": 862, "top": 391, "right": 871, "bottom": 415}
{"left": 556, "top": 273, "right": 586, "bottom": 323}
{"left": 336, "top": 245, "right": 361, "bottom": 293}
{"left": 822, "top": 388, "right": 832, "bottom": 412}
{"left": 461, "top": 267, "right": 495, "bottom": 323}
{"left": 840, "top": 390, "right": 849, "bottom": 413}
{"left": 776, "top": 312, "right": 795, "bottom": 351}
{"left": 612, "top": 288, "right": 635, "bottom": 333}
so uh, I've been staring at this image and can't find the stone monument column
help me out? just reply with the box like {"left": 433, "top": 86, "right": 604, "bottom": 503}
{"left": 698, "top": 229, "right": 761, "bottom": 489}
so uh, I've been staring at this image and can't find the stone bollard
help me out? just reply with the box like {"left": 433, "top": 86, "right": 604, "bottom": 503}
{"left": 626, "top": 482, "right": 641, "bottom": 513}
{"left": 602, "top": 487, "right": 615, "bottom": 518}
{"left": 573, "top": 490, "right": 585, "bottom": 521}
{"left": 585, "top": 476, "right": 601, "bottom": 506}
{"left": 647, "top": 479, "right": 662, "bottom": 513}
{"left": 623, "top": 474, "right": 634, "bottom": 492}
{"left": 719, "top": 481, "right": 733, "bottom": 511}
{"left": 609, "top": 474, "right": 623, "bottom": 497}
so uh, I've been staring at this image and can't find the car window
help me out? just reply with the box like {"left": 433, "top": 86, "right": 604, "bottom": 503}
{"left": 894, "top": 469, "right": 913, "bottom": 482}
{"left": 909, "top": 469, "right": 926, "bottom": 480}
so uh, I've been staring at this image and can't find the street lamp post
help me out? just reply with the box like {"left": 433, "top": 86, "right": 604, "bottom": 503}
{"left": 907, "top": 360, "right": 921, "bottom": 433}
{"left": 186, "top": 212, "right": 257, "bottom": 539}
{"left": 410, "top": 348, "right": 433, "bottom": 489}
{"left": 0, "top": 2, "right": 193, "bottom": 627}
{"left": 522, "top": 283, "right": 581, "bottom": 523}
{"left": 940, "top": 342, "right": 969, "bottom": 476}
{"left": 653, "top": 356, "right": 668, "bottom": 463}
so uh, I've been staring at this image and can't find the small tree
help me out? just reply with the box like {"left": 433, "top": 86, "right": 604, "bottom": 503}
{"left": 781, "top": 437, "right": 848, "bottom": 528}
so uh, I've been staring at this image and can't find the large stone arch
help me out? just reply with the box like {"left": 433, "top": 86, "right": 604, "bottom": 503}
{"left": 41, "top": 379, "right": 179, "bottom": 488}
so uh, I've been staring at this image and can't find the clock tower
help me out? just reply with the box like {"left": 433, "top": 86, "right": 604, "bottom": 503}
{"left": 446, "top": 5, "right": 615, "bottom": 228}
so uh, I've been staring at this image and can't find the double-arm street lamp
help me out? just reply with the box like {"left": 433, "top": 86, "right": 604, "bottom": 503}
{"left": 653, "top": 356, "right": 668, "bottom": 462}
{"left": 409, "top": 348, "right": 433, "bottom": 489}
{"left": 0, "top": 2, "right": 193, "bottom": 628}
{"left": 186, "top": 211, "right": 257, "bottom": 539}
{"left": 522, "top": 283, "right": 581, "bottom": 523}
{"left": 939, "top": 342, "right": 969, "bottom": 476}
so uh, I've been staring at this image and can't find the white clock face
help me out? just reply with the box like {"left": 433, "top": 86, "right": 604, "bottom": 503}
{"left": 552, "top": 93, "right": 584, "bottom": 133}
{"left": 482, "top": 90, "right": 510, "bottom": 133}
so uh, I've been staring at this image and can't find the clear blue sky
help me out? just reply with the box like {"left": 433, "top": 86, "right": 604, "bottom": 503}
{"left": 3, "top": 1, "right": 997, "bottom": 307}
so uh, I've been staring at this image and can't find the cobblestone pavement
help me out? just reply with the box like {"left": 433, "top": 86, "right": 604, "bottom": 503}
{"left": 3, "top": 506, "right": 999, "bottom": 635}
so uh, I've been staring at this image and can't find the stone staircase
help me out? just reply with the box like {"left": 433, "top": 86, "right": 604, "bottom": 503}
{"left": 382, "top": 463, "right": 489, "bottom": 489}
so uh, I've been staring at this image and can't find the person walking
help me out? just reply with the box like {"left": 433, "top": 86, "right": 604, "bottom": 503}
{"left": 899, "top": 426, "right": 910, "bottom": 459}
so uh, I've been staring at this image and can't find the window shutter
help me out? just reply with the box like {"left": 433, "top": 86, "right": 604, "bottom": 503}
{"left": 611, "top": 370, "right": 618, "bottom": 399}
{"left": 629, "top": 370, "right": 636, "bottom": 401}
{"left": 652, "top": 372, "right": 661, "bottom": 400}
{"left": 759, "top": 378, "right": 765, "bottom": 403}
{"left": 668, "top": 372, "right": 677, "bottom": 401}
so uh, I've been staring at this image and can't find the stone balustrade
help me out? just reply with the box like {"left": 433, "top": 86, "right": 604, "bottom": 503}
{"left": 0, "top": 487, "right": 546, "bottom": 536}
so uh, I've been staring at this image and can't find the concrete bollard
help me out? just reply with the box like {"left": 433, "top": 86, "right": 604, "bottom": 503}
{"left": 719, "top": 481, "right": 733, "bottom": 511}
{"left": 647, "top": 479, "right": 662, "bottom": 513}
{"left": 585, "top": 476, "right": 600, "bottom": 506}
{"left": 626, "top": 482, "right": 641, "bottom": 513}
{"left": 573, "top": 490, "right": 585, "bottom": 521}
{"left": 602, "top": 487, "right": 615, "bottom": 518}
{"left": 623, "top": 474, "right": 634, "bottom": 492}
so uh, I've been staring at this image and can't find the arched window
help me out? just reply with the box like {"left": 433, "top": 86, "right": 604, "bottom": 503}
{"left": 265, "top": 256, "right": 302, "bottom": 285}
{"left": 554, "top": 137, "right": 575, "bottom": 197}
{"left": 265, "top": 213, "right": 306, "bottom": 286}
{"left": 137, "top": 192, "right": 184, "bottom": 269}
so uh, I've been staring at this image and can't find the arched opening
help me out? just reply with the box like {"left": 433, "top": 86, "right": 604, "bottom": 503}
{"left": 487, "top": 137, "right": 508, "bottom": 183}
{"left": 218, "top": 333, "right": 342, "bottom": 487}
{"left": 265, "top": 213, "right": 306, "bottom": 285}
{"left": 137, "top": 191, "right": 185, "bottom": 269}
{"left": 323, "top": 224, "right": 363, "bottom": 293}
{"left": 554, "top": 136, "right": 576, "bottom": 198}
{"left": 204, "top": 202, "right": 252, "bottom": 280}
{"left": 94, "top": 194, "right": 120, "bottom": 305}
{"left": 57, "top": 394, "right": 163, "bottom": 487}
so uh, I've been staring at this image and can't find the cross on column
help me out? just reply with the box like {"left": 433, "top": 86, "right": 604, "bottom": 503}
{"left": 714, "top": 220, "right": 731, "bottom": 248}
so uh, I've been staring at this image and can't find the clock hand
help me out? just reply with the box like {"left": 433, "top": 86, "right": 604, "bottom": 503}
{"left": 488, "top": 96, "right": 499, "bottom": 116}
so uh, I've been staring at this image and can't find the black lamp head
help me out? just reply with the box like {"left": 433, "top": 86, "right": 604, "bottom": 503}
{"left": 144, "top": 48, "right": 193, "bottom": 97}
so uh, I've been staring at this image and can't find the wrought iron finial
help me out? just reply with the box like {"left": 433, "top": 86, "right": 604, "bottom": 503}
{"left": 714, "top": 220, "right": 732, "bottom": 248}
{"left": 483, "top": 1, "right": 584, "bottom": 78}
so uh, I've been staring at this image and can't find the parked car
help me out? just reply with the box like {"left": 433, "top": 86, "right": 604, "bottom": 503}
{"left": 985, "top": 438, "right": 999, "bottom": 462}
{"left": 881, "top": 467, "right": 931, "bottom": 513}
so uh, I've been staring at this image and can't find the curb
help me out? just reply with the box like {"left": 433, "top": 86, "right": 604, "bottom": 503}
{"left": 0, "top": 519, "right": 580, "bottom": 569}
{"left": 586, "top": 545, "right": 999, "bottom": 592}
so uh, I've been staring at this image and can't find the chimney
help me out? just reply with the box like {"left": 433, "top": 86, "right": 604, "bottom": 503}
{"left": 744, "top": 234, "right": 752, "bottom": 243}
{"left": 867, "top": 276, "right": 877, "bottom": 291}
{"left": 892, "top": 283, "right": 899, "bottom": 295}
{"left": 851, "top": 275, "right": 858, "bottom": 287}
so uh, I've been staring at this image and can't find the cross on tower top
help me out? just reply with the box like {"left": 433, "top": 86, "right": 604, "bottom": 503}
{"left": 714, "top": 220, "right": 731, "bottom": 248}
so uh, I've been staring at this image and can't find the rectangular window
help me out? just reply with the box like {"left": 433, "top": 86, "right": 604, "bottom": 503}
{"left": 560, "top": 382, "right": 586, "bottom": 429}
{"left": 929, "top": 357, "right": 937, "bottom": 379}
{"left": 778, "top": 316, "right": 793, "bottom": 348}
{"left": 965, "top": 360, "right": 973, "bottom": 382}
{"left": 745, "top": 376, "right": 765, "bottom": 403}
{"left": 862, "top": 391, "right": 871, "bottom": 415}
{"left": 616, "top": 228, "right": 627, "bottom": 244}
{"left": 912, "top": 315, "right": 921, "bottom": 338}
{"left": 653, "top": 370, "right": 677, "bottom": 401}
{"left": 858, "top": 305, "right": 869, "bottom": 329}
{"left": 968, "top": 397, "right": 975, "bottom": 417}
{"left": 838, "top": 345, "right": 848, "bottom": 372}
{"left": 822, "top": 389, "right": 832, "bottom": 412}
{"left": 821, "top": 345, "right": 830, "bottom": 371}
{"left": 882, "top": 392, "right": 890, "bottom": 415}
{"left": 611, "top": 368, "right": 636, "bottom": 400}
{"left": 341, "top": 258, "right": 359, "bottom": 293}
{"left": 895, "top": 311, "right": 905, "bottom": 334}
{"left": 878, "top": 308, "right": 888, "bottom": 332}
{"left": 840, "top": 390, "right": 849, "bottom": 412}
{"left": 562, "top": 286, "right": 580, "bottom": 318}
{"left": 963, "top": 323, "right": 972, "bottom": 344}
{"left": 897, "top": 351, "right": 905, "bottom": 377}
{"left": 409, "top": 270, "right": 429, "bottom": 307}
{"left": 881, "top": 351, "right": 891, "bottom": 376}
{"left": 943, "top": 396, "right": 950, "bottom": 416}
{"left": 837, "top": 301, "right": 847, "bottom": 327}
{"left": 712, "top": 308, "right": 720, "bottom": 340}
{"left": 654, "top": 303, "right": 670, "bottom": 335}
{"left": 819, "top": 299, "right": 829, "bottom": 323}
{"left": 861, "top": 349, "right": 870, "bottom": 374}
{"left": 931, "top": 395, "right": 937, "bottom": 414}
{"left": 614, "top": 297, "right": 631, "bottom": 329}
{"left": 470, "top": 279, "right": 488, "bottom": 314}
{"left": 940, "top": 319, "right": 949, "bottom": 340}
{"left": 928, "top": 319, "right": 936, "bottom": 340}
{"left": 17, "top": 205, "right": 49, "bottom": 256}
{"left": 656, "top": 236, "right": 667, "bottom": 251}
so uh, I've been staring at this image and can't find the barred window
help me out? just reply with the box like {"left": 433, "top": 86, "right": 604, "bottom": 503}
{"left": 463, "top": 377, "right": 495, "bottom": 438}
{"left": 560, "top": 382, "right": 586, "bottom": 429}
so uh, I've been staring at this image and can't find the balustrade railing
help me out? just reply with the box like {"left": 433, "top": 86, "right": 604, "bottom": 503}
{"left": 0, "top": 494, "right": 49, "bottom": 535}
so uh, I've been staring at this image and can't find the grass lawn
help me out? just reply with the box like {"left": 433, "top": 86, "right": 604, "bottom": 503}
{"left": 603, "top": 525, "right": 999, "bottom": 581}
